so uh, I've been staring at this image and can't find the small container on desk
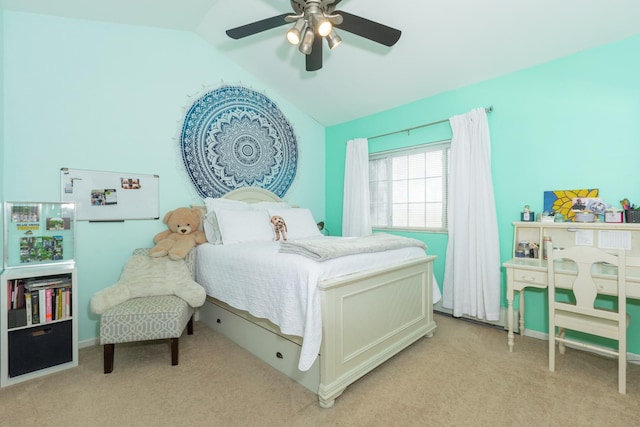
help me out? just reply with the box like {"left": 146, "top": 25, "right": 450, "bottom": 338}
{"left": 605, "top": 211, "right": 624, "bottom": 223}
{"left": 626, "top": 210, "right": 640, "bottom": 223}
{"left": 520, "top": 211, "right": 535, "bottom": 222}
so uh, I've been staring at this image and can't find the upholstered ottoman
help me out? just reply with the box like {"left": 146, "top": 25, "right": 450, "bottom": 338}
{"left": 100, "top": 295, "right": 194, "bottom": 373}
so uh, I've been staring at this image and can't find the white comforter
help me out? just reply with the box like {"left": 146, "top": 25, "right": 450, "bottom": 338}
{"left": 196, "top": 238, "right": 440, "bottom": 371}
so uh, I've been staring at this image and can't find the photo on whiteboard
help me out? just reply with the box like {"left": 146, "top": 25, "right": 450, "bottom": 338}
{"left": 46, "top": 217, "right": 71, "bottom": 231}
{"left": 121, "top": 177, "right": 141, "bottom": 189}
{"left": 19, "top": 235, "right": 63, "bottom": 263}
{"left": 91, "top": 189, "right": 118, "bottom": 206}
{"left": 10, "top": 204, "right": 39, "bottom": 222}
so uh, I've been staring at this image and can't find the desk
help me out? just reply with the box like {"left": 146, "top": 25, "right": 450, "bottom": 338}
{"left": 503, "top": 257, "right": 640, "bottom": 351}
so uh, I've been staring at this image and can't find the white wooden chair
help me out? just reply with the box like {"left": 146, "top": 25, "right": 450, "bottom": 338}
{"left": 546, "top": 243, "right": 636, "bottom": 394}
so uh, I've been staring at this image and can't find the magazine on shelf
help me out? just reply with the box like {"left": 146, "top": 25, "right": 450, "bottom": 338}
{"left": 24, "top": 276, "right": 71, "bottom": 290}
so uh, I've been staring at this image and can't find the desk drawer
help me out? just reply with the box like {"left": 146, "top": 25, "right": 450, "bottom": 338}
{"left": 513, "top": 269, "right": 547, "bottom": 286}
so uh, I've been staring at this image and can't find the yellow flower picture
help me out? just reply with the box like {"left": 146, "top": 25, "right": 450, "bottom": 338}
{"left": 544, "top": 189, "right": 599, "bottom": 221}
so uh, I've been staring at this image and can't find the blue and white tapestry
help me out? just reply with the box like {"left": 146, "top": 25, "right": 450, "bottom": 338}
{"left": 180, "top": 85, "right": 298, "bottom": 198}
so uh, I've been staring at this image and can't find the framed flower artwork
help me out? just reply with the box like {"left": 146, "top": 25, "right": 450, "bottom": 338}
{"left": 543, "top": 189, "right": 599, "bottom": 221}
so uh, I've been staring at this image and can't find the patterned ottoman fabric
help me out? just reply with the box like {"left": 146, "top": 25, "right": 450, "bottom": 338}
{"left": 100, "top": 295, "right": 194, "bottom": 344}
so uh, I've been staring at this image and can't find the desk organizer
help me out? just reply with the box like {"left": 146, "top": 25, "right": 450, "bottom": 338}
{"left": 626, "top": 210, "right": 640, "bottom": 223}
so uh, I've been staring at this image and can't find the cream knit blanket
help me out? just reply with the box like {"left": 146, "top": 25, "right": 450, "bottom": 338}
{"left": 90, "top": 254, "right": 206, "bottom": 314}
{"left": 279, "top": 233, "right": 427, "bottom": 261}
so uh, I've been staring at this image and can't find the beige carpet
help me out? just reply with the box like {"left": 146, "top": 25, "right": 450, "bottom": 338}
{"left": 1, "top": 313, "right": 639, "bottom": 426}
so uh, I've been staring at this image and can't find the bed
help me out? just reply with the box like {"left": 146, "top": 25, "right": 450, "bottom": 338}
{"left": 194, "top": 187, "right": 438, "bottom": 408}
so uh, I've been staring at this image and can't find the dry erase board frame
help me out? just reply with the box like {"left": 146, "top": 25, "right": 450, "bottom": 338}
{"left": 61, "top": 168, "right": 159, "bottom": 221}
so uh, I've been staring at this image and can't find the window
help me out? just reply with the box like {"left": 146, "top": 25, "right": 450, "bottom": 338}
{"left": 369, "top": 141, "right": 450, "bottom": 231}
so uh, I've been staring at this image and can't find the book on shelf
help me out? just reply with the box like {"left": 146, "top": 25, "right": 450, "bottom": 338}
{"left": 39, "top": 289, "right": 46, "bottom": 323}
{"left": 24, "top": 276, "right": 71, "bottom": 291}
{"left": 45, "top": 288, "right": 53, "bottom": 323}
{"left": 51, "top": 288, "right": 57, "bottom": 321}
{"left": 31, "top": 290, "right": 40, "bottom": 324}
{"left": 25, "top": 292, "right": 32, "bottom": 325}
{"left": 65, "top": 288, "right": 71, "bottom": 318}
{"left": 7, "top": 279, "right": 26, "bottom": 310}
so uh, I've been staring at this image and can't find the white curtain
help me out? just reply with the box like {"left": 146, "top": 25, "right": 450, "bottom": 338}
{"left": 442, "top": 108, "right": 500, "bottom": 321}
{"left": 342, "top": 138, "right": 372, "bottom": 237}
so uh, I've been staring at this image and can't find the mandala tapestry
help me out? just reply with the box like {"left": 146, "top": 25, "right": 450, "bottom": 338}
{"left": 180, "top": 85, "right": 298, "bottom": 198}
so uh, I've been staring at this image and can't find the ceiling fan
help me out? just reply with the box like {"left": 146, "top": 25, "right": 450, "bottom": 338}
{"left": 225, "top": 0, "right": 401, "bottom": 72}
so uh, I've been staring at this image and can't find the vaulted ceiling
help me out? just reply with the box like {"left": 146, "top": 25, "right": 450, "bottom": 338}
{"left": 4, "top": 0, "right": 640, "bottom": 126}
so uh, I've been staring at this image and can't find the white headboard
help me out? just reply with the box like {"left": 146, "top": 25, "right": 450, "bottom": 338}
{"left": 223, "top": 187, "right": 283, "bottom": 203}
{"left": 192, "top": 187, "right": 284, "bottom": 221}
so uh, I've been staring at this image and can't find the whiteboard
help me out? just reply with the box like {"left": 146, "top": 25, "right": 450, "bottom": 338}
{"left": 61, "top": 168, "right": 159, "bottom": 221}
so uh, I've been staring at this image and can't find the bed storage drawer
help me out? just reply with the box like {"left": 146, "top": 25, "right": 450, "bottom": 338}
{"left": 199, "top": 299, "right": 320, "bottom": 393}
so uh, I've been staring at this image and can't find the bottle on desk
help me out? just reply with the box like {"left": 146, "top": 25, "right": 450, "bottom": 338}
{"left": 543, "top": 236, "right": 552, "bottom": 260}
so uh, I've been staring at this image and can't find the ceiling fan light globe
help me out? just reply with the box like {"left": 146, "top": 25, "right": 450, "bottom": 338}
{"left": 286, "top": 18, "right": 306, "bottom": 45}
{"left": 326, "top": 29, "right": 342, "bottom": 50}
{"left": 317, "top": 20, "right": 332, "bottom": 37}
{"left": 286, "top": 29, "right": 301, "bottom": 45}
{"left": 299, "top": 27, "right": 315, "bottom": 55}
{"left": 309, "top": 12, "right": 332, "bottom": 37}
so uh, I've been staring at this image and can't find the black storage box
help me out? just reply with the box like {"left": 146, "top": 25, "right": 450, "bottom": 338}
{"left": 8, "top": 308, "right": 27, "bottom": 329}
{"left": 8, "top": 320, "right": 72, "bottom": 377}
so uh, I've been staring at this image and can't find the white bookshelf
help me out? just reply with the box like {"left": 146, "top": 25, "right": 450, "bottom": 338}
{"left": 1, "top": 202, "right": 77, "bottom": 387}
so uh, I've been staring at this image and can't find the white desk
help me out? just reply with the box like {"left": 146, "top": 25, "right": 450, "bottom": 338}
{"left": 505, "top": 221, "right": 640, "bottom": 351}
{"left": 503, "top": 257, "right": 640, "bottom": 352}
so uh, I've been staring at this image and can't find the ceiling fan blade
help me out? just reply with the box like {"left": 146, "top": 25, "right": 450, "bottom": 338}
{"left": 335, "top": 11, "right": 401, "bottom": 47}
{"left": 306, "top": 37, "right": 323, "bottom": 71}
{"left": 226, "top": 13, "right": 291, "bottom": 39}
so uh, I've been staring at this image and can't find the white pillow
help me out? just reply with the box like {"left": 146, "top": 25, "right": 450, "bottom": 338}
{"left": 268, "top": 208, "right": 322, "bottom": 240}
{"left": 215, "top": 209, "right": 273, "bottom": 244}
{"left": 203, "top": 198, "right": 252, "bottom": 244}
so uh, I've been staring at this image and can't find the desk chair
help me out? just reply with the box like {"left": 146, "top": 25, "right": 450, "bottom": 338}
{"left": 547, "top": 243, "right": 636, "bottom": 394}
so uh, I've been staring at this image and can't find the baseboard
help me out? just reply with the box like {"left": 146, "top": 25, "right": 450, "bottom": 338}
{"left": 79, "top": 337, "right": 100, "bottom": 349}
{"left": 434, "top": 303, "right": 519, "bottom": 332}
{"left": 522, "top": 328, "right": 640, "bottom": 364}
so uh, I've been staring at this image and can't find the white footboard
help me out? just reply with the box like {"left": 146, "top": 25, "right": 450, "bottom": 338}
{"left": 197, "top": 255, "right": 437, "bottom": 408}
{"left": 317, "top": 256, "right": 437, "bottom": 407}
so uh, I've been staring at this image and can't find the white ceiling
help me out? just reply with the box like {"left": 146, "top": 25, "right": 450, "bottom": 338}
{"left": 4, "top": 0, "right": 640, "bottom": 126}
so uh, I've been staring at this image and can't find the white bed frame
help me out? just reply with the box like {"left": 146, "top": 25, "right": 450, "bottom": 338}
{"left": 195, "top": 188, "right": 437, "bottom": 408}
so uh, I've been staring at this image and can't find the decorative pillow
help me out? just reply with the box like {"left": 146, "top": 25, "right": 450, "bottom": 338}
{"left": 215, "top": 209, "right": 273, "bottom": 244}
{"left": 203, "top": 198, "right": 252, "bottom": 244}
{"left": 268, "top": 208, "right": 322, "bottom": 240}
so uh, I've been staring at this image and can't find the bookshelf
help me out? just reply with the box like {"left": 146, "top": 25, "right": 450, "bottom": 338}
{"left": 1, "top": 202, "right": 77, "bottom": 387}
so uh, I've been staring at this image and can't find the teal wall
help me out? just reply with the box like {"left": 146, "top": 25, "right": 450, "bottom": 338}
{"left": 326, "top": 35, "right": 640, "bottom": 350}
{"left": 1, "top": 12, "right": 325, "bottom": 343}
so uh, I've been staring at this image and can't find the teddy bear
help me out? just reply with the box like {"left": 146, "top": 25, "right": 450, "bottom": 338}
{"left": 149, "top": 207, "right": 207, "bottom": 260}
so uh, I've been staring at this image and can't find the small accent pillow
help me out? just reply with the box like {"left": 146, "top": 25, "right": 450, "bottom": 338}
{"left": 268, "top": 208, "right": 322, "bottom": 240}
{"left": 203, "top": 198, "right": 252, "bottom": 244}
{"left": 215, "top": 209, "right": 274, "bottom": 244}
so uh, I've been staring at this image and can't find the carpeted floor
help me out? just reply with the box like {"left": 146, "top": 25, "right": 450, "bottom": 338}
{"left": 1, "top": 313, "right": 639, "bottom": 426}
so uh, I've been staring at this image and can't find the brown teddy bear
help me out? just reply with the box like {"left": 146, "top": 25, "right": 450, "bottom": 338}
{"left": 149, "top": 207, "right": 207, "bottom": 260}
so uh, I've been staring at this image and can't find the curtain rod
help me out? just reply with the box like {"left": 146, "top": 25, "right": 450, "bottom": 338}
{"left": 367, "top": 106, "right": 493, "bottom": 141}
